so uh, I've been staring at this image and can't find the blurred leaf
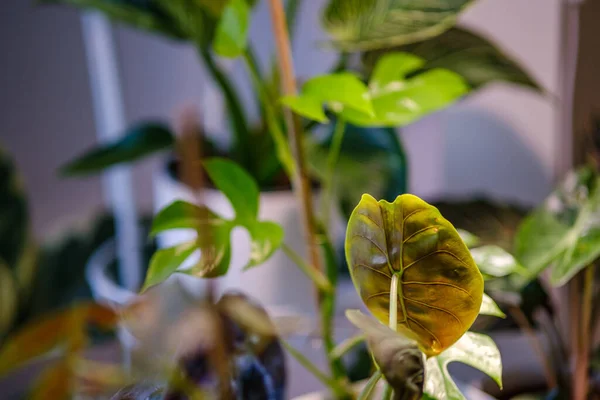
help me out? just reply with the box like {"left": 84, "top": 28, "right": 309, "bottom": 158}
{"left": 281, "top": 73, "right": 375, "bottom": 123}
{"left": 0, "top": 303, "right": 117, "bottom": 376}
{"left": 40, "top": 0, "right": 187, "bottom": 39}
{"left": 146, "top": 159, "right": 283, "bottom": 284}
{"left": 519, "top": 278, "right": 553, "bottom": 325}
{"left": 213, "top": 0, "right": 250, "bottom": 58}
{"left": 363, "top": 27, "right": 542, "bottom": 91}
{"left": 150, "top": 201, "right": 214, "bottom": 235}
{"left": 284, "top": 53, "right": 468, "bottom": 127}
{"left": 471, "top": 245, "right": 523, "bottom": 278}
{"left": 342, "top": 68, "right": 469, "bottom": 127}
{"left": 457, "top": 229, "right": 480, "bottom": 248}
{"left": 0, "top": 147, "right": 29, "bottom": 271}
{"left": 306, "top": 123, "right": 408, "bottom": 221}
{"left": 61, "top": 123, "right": 174, "bottom": 176}
{"left": 479, "top": 293, "right": 506, "bottom": 318}
{"left": 432, "top": 198, "right": 528, "bottom": 251}
{"left": 369, "top": 52, "right": 425, "bottom": 90}
{"left": 142, "top": 241, "right": 198, "bottom": 291}
{"left": 345, "top": 194, "right": 483, "bottom": 356}
{"left": 30, "top": 359, "right": 72, "bottom": 400}
{"left": 244, "top": 221, "right": 284, "bottom": 269}
{"left": 204, "top": 158, "right": 260, "bottom": 222}
{"left": 346, "top": 310, "right": 424, "bottom": 399}
{"left": 424, "top": 332, "right": 502, "bottom": 400}
{"left": 0, "top": 262, "right": 18, "bottom": 339}
{"left": 322, "top": 0, "right": 473, "bottom": 51}
{"left": 515, "top": 167, "right": 600, "bottom": 286}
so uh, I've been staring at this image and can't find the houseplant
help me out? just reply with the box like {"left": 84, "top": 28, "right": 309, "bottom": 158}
{"left": 0, "top": 2, "right": 513, "bottom": 399}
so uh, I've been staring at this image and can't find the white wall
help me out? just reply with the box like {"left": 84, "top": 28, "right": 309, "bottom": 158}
{"left": 0, "top": 0, "right": 562, "bottom": 237}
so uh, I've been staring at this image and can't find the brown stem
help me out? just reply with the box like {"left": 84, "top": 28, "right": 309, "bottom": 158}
{"left": 509, "top": 306, "right": 558, "bottom": 390}
{"left": 266, "top": 0, "right": 323, "bottom": 296}
{"left": 574, "top": 266, "right": 594, "bottom": 400}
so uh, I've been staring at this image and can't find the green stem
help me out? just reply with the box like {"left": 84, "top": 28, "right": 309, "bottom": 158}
{"left": 198, "top": 47, "right": 250, "bottom": 166}
{"left": 281, "top": 243, "right": 332, "bottom": 293}
{"left": 281, "top": 340, "right": 350, "bottom": 398}
{"left": 318, "top": 230, "right": 349, "bottom": 384}
{"left": 330, "top": 334, "right": 366, "bottom": 360}
{"left": 382, "top": 383, "right": 393, "bottom": 400}
{"left": 322, "top": 117, "right": 346, "bottom": 228}
{"left": 389, "top": 273, "right": 400, "bottom": 330}
{"left": 242, "top": 51, "right": 297, "bottom": 178}
{"left": 357, "top": 370, "right": 382, "bottom": 400}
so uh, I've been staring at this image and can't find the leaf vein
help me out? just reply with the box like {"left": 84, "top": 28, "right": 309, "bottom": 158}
{"left": 402, "top": 296, "right": 463, "bottom": 328}
{"left": 354, "top": 263, "right": 391, "bottom": 278}
{"left": 403, "top": 281, "right": 474, "bottom": 301}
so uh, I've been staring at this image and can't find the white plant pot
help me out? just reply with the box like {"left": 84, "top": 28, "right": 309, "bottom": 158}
{"left": 153, "top": 163, "right": 327, "bottom": 315}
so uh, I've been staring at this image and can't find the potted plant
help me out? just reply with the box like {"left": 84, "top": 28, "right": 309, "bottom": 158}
{"left": 39, "top": 0, "right": 540, "bottom": 311}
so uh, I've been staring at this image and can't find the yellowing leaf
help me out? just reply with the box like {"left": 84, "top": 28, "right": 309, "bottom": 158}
{"left": 345, "top": 194, "right": 483, "bottom": 356}
{"left": 30, "top": 359, "right": 72, "bottom": 400}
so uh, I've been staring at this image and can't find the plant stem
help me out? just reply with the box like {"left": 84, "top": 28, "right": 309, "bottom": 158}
{"left": 389, "top": 274, "right": 400, "bottom": 330}
{"left": 197, "top": 47, "right": 250, "bottom": 166}
{"left": 242, "top": 51, "right": 296, "bottom": 178}
{"left": 382, "top": 383, "right": 393, "bottom": 400}
{"left": 281, "top": 340, "right": 350, "bottom": 398}
{"left": 281, "top": 243, "right": 332, "bottom": 293}
{"left": 322, "top": 117, "right": 346, "bottom": 228}
{"left": 318, "top": 231, "right": 349, "bottom": 382}
{"left": 357, "top": 370, "right": 382, "bottom": 400}
{"left": 509, "top": 306, "right": 557, "bottom": 390}
{"left": 330, "top": 334, "right": 366, "bottom": 360}
{"left": 574, "top": 265, "right": 594, "bottom": 400}
{"left": 267, "top": 0, "right": 323, "bottom": 331}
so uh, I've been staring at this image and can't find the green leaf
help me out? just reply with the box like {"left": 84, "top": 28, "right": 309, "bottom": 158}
{"left": 144, "top": 158, "right": 284, "bottom": 285}
{"left": 471, "top": 245, "right": 522, "bottom": 278}
{"left": 346, "top": 309, "right": 424, "bottom": 399}
{"left": 245, "top": 221, "right": 285, "bottom": 269}
{"left": 345, "top": 194, "right": 484, "bottom": 356}
{"left": 142, "top": 241, "right": 198, "bottom": 291}
{"left": 369, "top": 52, "right": 425, "bottom": 91}
{"left": 204, "top": 158, "right": 259, "bottom": 221}
{"left": 284, "top": 53, "right": 469, "bottom": 127}
{"left": 323, "top": 0, "right": 474, "bottom": 51}
{"left": 424, "top": 332, "right": 502, "bottom": 400}
{"left": 61, "top": 123, "right": 174, "bottom": 176}
{"left": 41, "top": 0, "right": 187, "bottom": 39}
{"left": 515, "top": 167, "right": 600, "bottom": 286}
{"left": 343, "top": 68, "right": 469, "bottom": 127}
{"left": 479, "top": 293, "right": 506, "bottom": 318}
{"left": 150, "top": 201, "right": 212, "bottom": 236}
{"left": 213, "top": 0, "right": 250, "bottom": 58}
{"left": 457, "top": 229, "right": 479, "bottom": 249}
{"left": 282, "top": 73, "right": 374, "bottom": 121}
{"left": 364, "top": 27, "right": 542, "bottom": 91}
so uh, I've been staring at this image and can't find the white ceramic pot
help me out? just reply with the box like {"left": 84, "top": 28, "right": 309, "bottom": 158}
{"left": 153, "top": 162, "right": 327, "bottom": 315}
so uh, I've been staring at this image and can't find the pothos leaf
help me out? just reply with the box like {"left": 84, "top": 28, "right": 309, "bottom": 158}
{"left": 424, "top": 332, "right": 502, "bottom": 400}
{"left": 515, "top": 167, "right": 600, "bottom": 286}
{"left": 345, "top": 194, "right": 484, "bottom": 356}
{"left": 281, "top": 73, "right": 375, "bottom": 123}
{"left": 146, "top": 158, "right": 283, "bottom": 285}
{"left": 213, "top": 0, "right": 250, "bottom": 58}
{"left": 283, "top": 52, "right": 469, "bottom": 127}
{"left": 346, "top": 309, "right": 424, "bottom": 400}
{"left": 322, "top": 0, "right": 474, "bottom": 51}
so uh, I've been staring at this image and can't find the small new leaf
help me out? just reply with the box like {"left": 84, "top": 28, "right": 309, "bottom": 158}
{"left": 142, "top": 241, "right": 198, "bottom": 291}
